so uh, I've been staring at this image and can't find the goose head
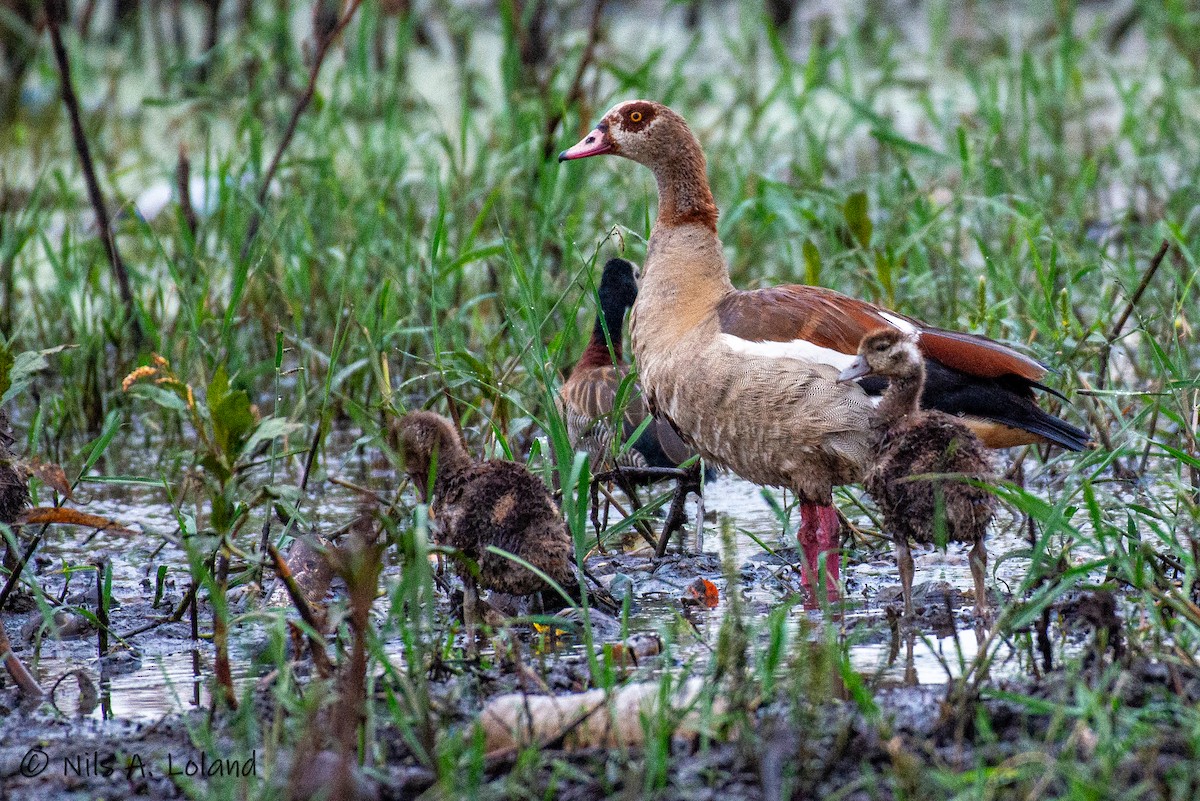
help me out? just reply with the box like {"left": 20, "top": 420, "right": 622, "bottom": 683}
{"left": 558, "top": 100, "right": 693, "bottom": 168}
{"left": 838, "top": 328, "right": 922, "bottom": 383}
{"left": 397, "top": 411, "right": 469, "bottom": 498}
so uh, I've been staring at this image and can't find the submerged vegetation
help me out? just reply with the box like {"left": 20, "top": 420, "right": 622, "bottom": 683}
{"left": 1, "top": 0, "right": 1199, "bottom": 798}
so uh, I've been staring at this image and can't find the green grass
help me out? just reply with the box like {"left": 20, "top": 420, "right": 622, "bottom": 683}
{"left": 3, "top": 1, "right": 1200, "bottom": 799}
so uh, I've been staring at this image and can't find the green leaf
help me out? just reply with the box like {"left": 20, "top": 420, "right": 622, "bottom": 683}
{"left": 213, "top": 390, "right": 255, "bottom": 461}
{"left": 875, "top": 250, "right": 894, "bottom": 307}
{"left": 127, "top": 383, "right": 189, "bottom": 413}
{"left": 242, "top": 417, "right": 301, "bottom": 457}
{"left": 201, "top": 452, "right": 232, "bottom": 485}
{"left": 207, "top": 365, "right": 230, "bottom": 415}
{"left": 208, "top": 365, "right": 255, "bottom": 461}
{"left": 77, "top": 410, "right": 122, "bottom": 485}
{"left": 843, "top": 192, "right": 872, "bottom": 248}
{"left": 1, "top": 345, "right": 72, "bottom": 405}
{"left": 802, "top": 239, "right": 821, "bottom": 285}
{"left": 0, "top": 344, "right": 13, "bottom": 400}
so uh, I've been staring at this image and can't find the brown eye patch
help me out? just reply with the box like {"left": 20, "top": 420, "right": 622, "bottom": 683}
{"left": 622, "top": 103, "right": 655, "bottom": 132}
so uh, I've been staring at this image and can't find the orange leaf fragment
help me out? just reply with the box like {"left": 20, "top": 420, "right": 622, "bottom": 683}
{"left": 23, "top": 459, "right": 72, "bottom": 500}
{"left": 682, "top": 577, "right": 719, "bottom": 609}
{"left": 17, "top": 507, "right": 134, "bottom": 534}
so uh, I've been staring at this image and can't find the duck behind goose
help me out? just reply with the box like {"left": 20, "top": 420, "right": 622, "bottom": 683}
{"left": 558, "top": 257, "right": 696, "bottom": 473}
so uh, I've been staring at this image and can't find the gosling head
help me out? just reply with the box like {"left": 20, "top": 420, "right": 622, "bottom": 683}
{"left": 396, "top": 411, "right": 469, "bottom": 498}
{"left": 837, "top": 328, "right": 923, "bottom": 383}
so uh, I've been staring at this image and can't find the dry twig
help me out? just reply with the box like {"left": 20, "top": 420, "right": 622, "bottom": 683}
{"left": 240, "top": 0, "right": 365, "bottom": 261}
{"left": 46, "top": 2, "right": 144, "bottom": 348}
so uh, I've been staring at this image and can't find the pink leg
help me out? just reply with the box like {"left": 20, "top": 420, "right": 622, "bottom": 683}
{"left": 798, "top": 502, "right": 842, "bottom": 605}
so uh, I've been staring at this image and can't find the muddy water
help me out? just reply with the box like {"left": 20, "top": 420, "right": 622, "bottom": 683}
{"left": 611, "top": 471, "right": 1049, "bottom": 686}
{"left": 10, "top": 438, "right": 1062, "bottom": 723}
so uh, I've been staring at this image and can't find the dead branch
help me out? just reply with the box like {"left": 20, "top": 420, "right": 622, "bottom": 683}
{"left": 46, "top": 2, "right": 144, "bottom": 349}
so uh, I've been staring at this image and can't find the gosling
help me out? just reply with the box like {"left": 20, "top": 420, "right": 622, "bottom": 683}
{"left": 396, "top": 411, "right": 599, "bottom": 638}
{"left": 839, "top": 329, "right": 996, "bottom": 620}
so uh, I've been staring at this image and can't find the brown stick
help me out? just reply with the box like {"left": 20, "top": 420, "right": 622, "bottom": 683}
{"left": 239, "top": 0, "right": 365, "bottom": 261}
{"left": 176, "top": 145, "right": 199, "bottom": 239}
{"left": 46, "top": 4, "right": 144, "bottom": 349}
{"left": 540, "top": 0, "right": 609, "bottom": 161}
{"left": 197, "top": 0, "right": 223, "bottom": 85}
{"left": 594, "top": 477, "right": 657, "bottom": 550}
{"left": 1098, "top": 239, "right": 1169, "bottom": 387}
{"left": 212, "top": 553, "right": 238, "bottom": 710}
{"left": 0, "top": 614, "right": 42, "bottom": 698}
{"left": 655, "top": 464, "right": 701, "bottom": 557}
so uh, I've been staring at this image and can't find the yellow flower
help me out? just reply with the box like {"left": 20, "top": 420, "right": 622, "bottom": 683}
{"left": 121, "top": 365, "right": 157, "bottom": 391}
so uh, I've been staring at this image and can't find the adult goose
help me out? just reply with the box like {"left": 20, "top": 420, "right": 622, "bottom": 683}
{"left": 559, "top": 100, "right": 1087, "bottom": 602}
{"left": 839, "top": 329, "right": 996, "bottom": 619}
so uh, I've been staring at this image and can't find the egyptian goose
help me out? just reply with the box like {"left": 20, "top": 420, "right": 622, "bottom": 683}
{"left": 839, "top": 329, "right": 996, "bottom": 619}
{"left": 397, "top": 411, "right": 606, "bottom": 641}
{"left": 559, "top": 257, "right": 697, "bottom": 472}
{"left": 559, "top": 100, "right": 1087, "bottom": 603}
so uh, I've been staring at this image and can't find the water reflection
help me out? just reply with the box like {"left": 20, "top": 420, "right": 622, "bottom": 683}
{"left": 33, "top": 650, "right": 253, "bottom": 721}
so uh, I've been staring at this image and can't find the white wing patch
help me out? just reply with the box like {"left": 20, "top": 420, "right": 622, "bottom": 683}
{"left": 719, "top": 334, "right": 857, "bottom": 370}
{"left": 878, "top": 312, "right": 919, "bottom": 335}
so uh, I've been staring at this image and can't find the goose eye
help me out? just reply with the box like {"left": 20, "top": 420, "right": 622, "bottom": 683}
{"left": 629, "top": 111, "right": 643, "bottom": 123}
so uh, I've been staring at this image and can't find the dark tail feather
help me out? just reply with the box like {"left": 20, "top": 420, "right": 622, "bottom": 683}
{"left": 1013, "top": 408, "right": 1092, "bottom": 452}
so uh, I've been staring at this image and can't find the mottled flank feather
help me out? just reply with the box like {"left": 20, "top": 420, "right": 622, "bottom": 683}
{"left": 0, "top": 410, "right": 29, "bottom": 527}
{"left": 396, "top": 411, "right": 580, "bottom": 600}
{"left": 865, "top": 413, "right": 995, "bottom": 547}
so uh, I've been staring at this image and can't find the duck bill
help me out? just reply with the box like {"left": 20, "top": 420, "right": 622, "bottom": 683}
{"left": 837, "top": 357, "right": 871, "bottom": 383}
{"left": 558, "top": 126, "right": 612, "bottom": 161}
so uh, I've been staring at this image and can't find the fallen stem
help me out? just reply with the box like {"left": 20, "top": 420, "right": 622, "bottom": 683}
{"left": 0, "top": 613, "right": 43, "bottom": 699}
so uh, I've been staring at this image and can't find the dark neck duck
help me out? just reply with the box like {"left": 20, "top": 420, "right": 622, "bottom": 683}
{"left": 559, "top": 257, "right": 696, "bottom": 472}
{"left": 561, "top": 100, "right": 1085, "bottom": 604}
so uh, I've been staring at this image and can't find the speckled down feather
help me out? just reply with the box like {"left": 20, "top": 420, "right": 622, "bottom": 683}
{"left": 397, "top": 411, "right": 579, "bottom": 598}
{"left": 864, "top": 412, "right": 995, "bottom": 546}
{"left": 0, "top": 411, "right": 29, "bottom": 526}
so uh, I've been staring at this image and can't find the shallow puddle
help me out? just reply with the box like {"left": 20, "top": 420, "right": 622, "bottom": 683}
{"left": 11, "top": 456, "right": 1067, "bottom": 723}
